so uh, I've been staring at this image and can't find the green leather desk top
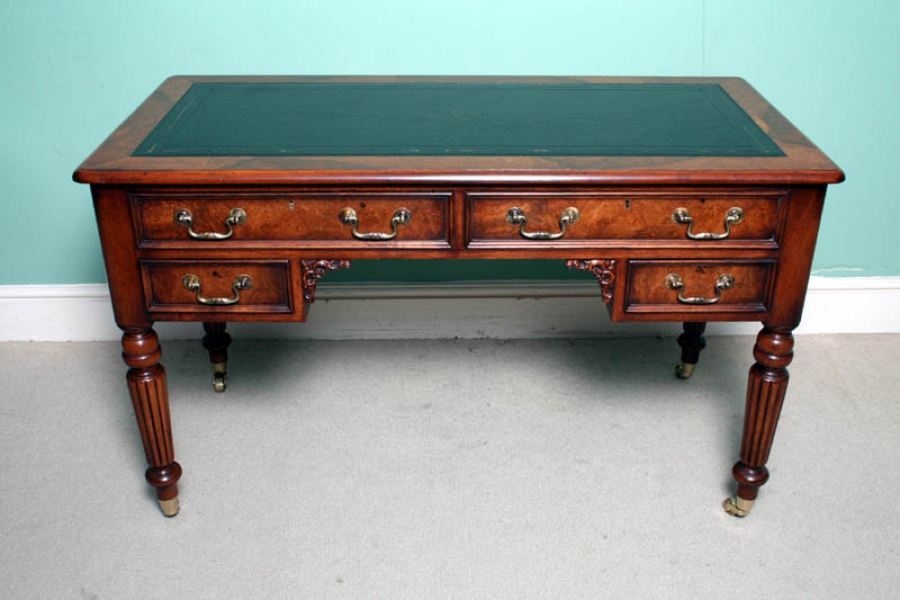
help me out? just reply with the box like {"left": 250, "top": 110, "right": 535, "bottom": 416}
{"left": 133, "top": 82, "right": 784, "bottom": 158}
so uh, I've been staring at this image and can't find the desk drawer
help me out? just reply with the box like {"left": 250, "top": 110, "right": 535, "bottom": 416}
{"left": 140, "top": 260, "right": 300, "bottom": 319}
{"left": 622, "top": 260, "right": 775, "bottom": 316}
{"left": 132, "top": 190, "right": 451, "bottom": 247}
{"left": 467, "top": 191, "right": 784, "bottom": 247}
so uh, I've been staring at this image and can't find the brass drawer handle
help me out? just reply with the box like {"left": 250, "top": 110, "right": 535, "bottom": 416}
{"left": 672, "top": 206, "right": 743, "bottom": 240}
{"left": 665, "top": 273, "right": 735, "bottom": 305}
{"left": 339, "top": 207, "right": 412, "bottom": 240}
{"left": 182, "top": 274, "right": 252, "bottom": 305}
{"left": 174, "top": 207, "right": 246, "bottom": 240}
{"left": 506, "top": 206, "right": 579, "bottom": 240}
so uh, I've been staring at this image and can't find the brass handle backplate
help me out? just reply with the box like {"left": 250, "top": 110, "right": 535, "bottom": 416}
{"left": 174, "top": 207, "right": 247, "bottom": 240}
{"left": 665, "top": 273, "right": 735, "bottom": 305}
{"left": 339, "top": 207, "right": 412, "bottom": 240}
{"left": 506, "top": 206, "right": 580, "bottom": 240}
{"left": 182, "top": 274, "right": 252, "bottom": 305}
{"left": 672, "top": 206, "right": 743, "bottom": 240}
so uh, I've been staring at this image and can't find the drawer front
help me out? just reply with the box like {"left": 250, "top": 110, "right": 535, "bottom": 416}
{"left": 140, "top": 260, "right": 298, "bottom": 319}
{"left": 132, "top": 190, "right": 451, "bottom": 247}
{"left": 623, "top": 260, "right": 775, "bottom": 315}
{"left": 467, "top": 191, "right": 784, "bottom": 247}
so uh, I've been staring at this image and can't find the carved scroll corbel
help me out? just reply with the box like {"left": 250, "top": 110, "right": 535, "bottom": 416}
{"left": 566, "top": 259, "right": 617, "bottom": 303}
{"left": 300, "top": 259, "right": 351, "bottom": 303}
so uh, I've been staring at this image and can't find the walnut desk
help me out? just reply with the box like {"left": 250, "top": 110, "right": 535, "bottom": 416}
{"left": 74, "top": 76, "right": 843, "bottom": 518}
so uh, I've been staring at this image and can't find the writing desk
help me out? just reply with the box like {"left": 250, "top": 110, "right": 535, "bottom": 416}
{"left": 74, "top": 76, "right": 843, "bottom": 518}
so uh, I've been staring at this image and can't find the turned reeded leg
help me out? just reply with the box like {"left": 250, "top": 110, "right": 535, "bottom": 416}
{"left": 676, "top": 322, "right": 707, "bottom": 379}
{"left": 122, "top": 327, "right": 182, "bottom": 517}
{"left": 202, "top": 322, "right": 231, "bottom": 392}
{"left": 724, "top": 326, "right": 793, "bottom": 517}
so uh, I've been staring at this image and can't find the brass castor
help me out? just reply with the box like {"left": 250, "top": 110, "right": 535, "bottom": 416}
{"left": 723, "top": 496, "right": 754, "bottom": 517}
{"left": 158, "top": 497, "right": 180, "bottom": 518}
{"left": 676, "top": 362, "right": 696, "bottom": 379}
{"left": 212, "top": 362, "right": 227, "bottom": 393}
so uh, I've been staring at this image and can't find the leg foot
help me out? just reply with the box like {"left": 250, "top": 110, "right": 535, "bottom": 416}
{"left": 212, "top": 362, "right": 227, "bottom": 393}
{"left": 675, "top": 362, "right": 696, "bottom": 379}
{"left": 158, "top": 497, "right": 181, "bottom": 517}
{"left": 203, "top": 322, "right": 231, "bottom": 393}
{"left": 147, "top": 462, "right": 182, "bottom": 517}
{"left": 723, "top": 496, "right": 754, "bottom": 517}
{"left": 676, "top": 322, "right": 706, "bottom": 379}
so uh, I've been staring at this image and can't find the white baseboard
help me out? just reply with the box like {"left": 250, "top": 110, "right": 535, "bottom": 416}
{"left": 1, "top": 277, "right": 898, "bottom": 342}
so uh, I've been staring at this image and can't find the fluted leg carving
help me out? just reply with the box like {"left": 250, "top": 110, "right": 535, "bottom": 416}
{"left": 676, "top": 322, "right": 706, "bottom": 379}
{"left": 202, "top": 322, "right": 231, "bottom": 392}
{"left": 724, "top": 326, "right": 793, "bottom": 517}
{"left": 122, "top": 327, "right": 182, "bottom": 517}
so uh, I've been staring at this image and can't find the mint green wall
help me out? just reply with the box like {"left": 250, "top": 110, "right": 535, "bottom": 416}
{"left": 0, "top": 1, "right": 895, "bottom": 284}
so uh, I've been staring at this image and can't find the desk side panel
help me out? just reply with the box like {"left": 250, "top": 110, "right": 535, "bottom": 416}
{"left": 91, "top": 186, "right": 152, "bottom": 329}
{"left": 763, "top": 186, "right": 827, "bottom": 329}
